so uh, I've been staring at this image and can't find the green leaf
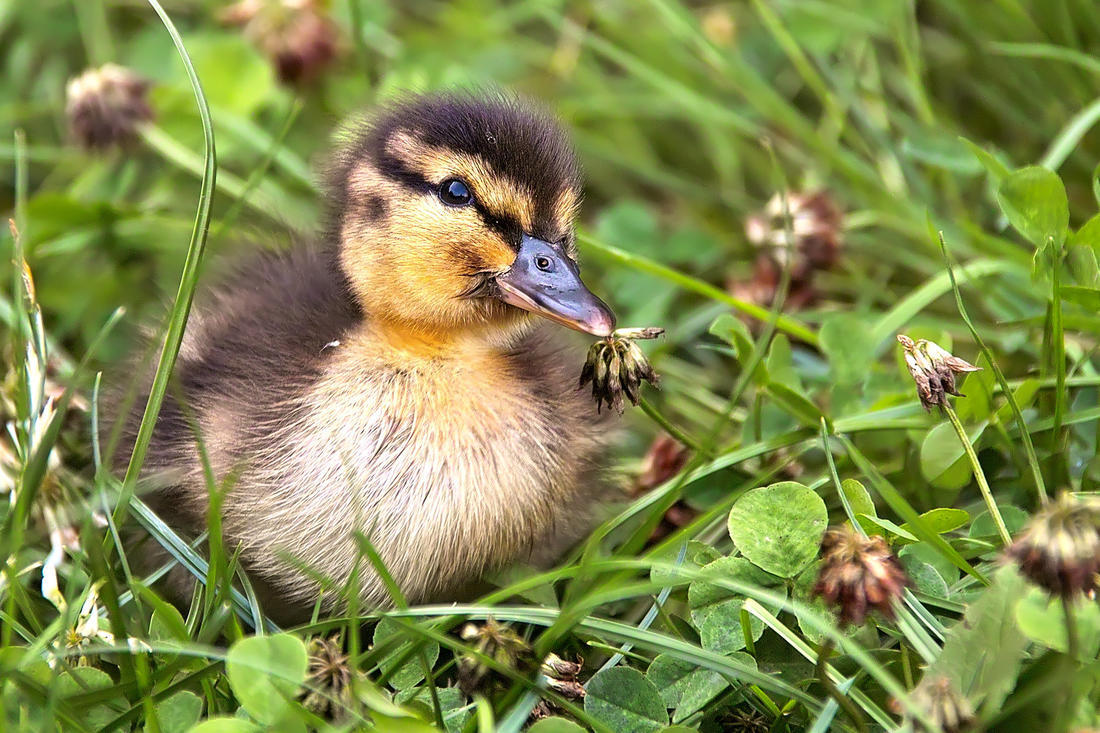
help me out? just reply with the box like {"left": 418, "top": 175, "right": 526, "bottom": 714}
{"left": 923, "top": 566, "right": 1029, "bottom": 714}
{"left": 996, "top": 165, "right": 1069, "bottom": 248}
{"left": 156, "top": 691, "right": 204, "bottom": 733}
{"left": 374, "top": 617, "right": 440, "bottom": 689}
{"left": 1060, "top": 285, "right": 1100, "bottom": 310}
{"left": 528, "top": 719, "right": 587, "bottom": 733}
{"left": 709, "top": 313, "right": 754, "bottom": 364}
{"left": 225, "top": 633, "right": 308, "bottom": 725}
{"left": 58, "top": 667, "right": 119, "bottom": 730}
{"left": 903, "top": 560, "right": 950, "bottom": 599}
{"left": 728, "top": 482, "right": 828, "bottom": 577}
{"left": 584, "top": 666, "right": 669, "bottom": 733}
{"left": 899, "top": 542, "right": 958, "bottom": 587}
{"left": 1093, "top": 161, "right": 1100, "bottom": 209}
{"left": 397, "top": 686, "right": 470, "bottom": 733}
{"left": 899, "top": 508, "right": 970, "bottom": 536}
{"left": 856, "top": 514, "right": 918, "bottom": 542}
{"left": 183, "top": 33, "right": 274, "bottom": 117}
{"left": 818, "top": 312, "right": 876, "bottom": 386}
{"left": 687, "top": 556, "right": 782, "bottom": 653}
{"left": 961, "top": 137, "right": 1011, "bottom": 182}
{"left": 186, "top": 720, "right": 261, "bottom": 733}
{"left": 765, "top": 381, "right": 827, "bottom": 429}
{"left": 919, "top": 421, "right": 987, "bottom": 490}
{"left": 650, "top": 540, "right": 722, "bottom": 587}
{"left": 646, "top": 653, "right": 732, "bottom": 723}
{"left": 901, "top": 129, "right": 982, "bottom": 174}
{"left": 970, "top": 506, "right": 1029, "bottom": 539}
{"left": 1015, "top": 586, "right": 1100, "bottom": 660}
{"left": 842, "top": 478, "right": 876, "bottom": 518}
{"left": 765, "top": 334, "right": 801, "bottom": 390}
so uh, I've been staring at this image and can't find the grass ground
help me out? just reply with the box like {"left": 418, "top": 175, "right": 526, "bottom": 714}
{"left": 4, "top": 0, "right": 1100, "bottom": 731}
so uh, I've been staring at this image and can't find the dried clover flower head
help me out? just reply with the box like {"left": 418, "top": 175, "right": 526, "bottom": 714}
{"left": 222, "top": 0, "right": 339, "bottom": 86}
{"left": 579, "top": 327, "right": 664, "bottom": 415}
{"left": 812, "top": 524, "right": 909, "bottom": 626}
{"left": 65, "top": 64, "right": 153, "bottom": 150}
{"left": 1006, "top": 493, "right": 1100, "bottom": 598}
{"left": 897, "top": 334, "right": 981, "bottom": 412}
{"left": 457, "top": 618, "right": 531, "bottom": 696}
{"left": 301, "top": 635, "right": 355, "bottom": 717}
{"left": 745, "top": 190, "right": 843, "bottom": 279}
{"left": 635, "top": 433, "right": 690, "bottom": 492}
{"left": 906, "top": 676, "right": 975, "bottom": 733}
{"left": 540, "top": 653, "right": 585, "bottom": 701}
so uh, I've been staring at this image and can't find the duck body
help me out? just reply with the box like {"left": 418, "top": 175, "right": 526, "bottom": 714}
{"left": 124, "top": 93, "right": 617, "bottom": 618}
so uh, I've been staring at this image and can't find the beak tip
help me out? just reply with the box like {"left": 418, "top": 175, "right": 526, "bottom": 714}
{"left": 586, "top": 310, "right": 616, "bottom": 338}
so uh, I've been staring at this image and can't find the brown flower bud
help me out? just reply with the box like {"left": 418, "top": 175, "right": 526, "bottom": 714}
{"left": 812, "top": 525, "right": 909, "bottom": 626}
{"left": 897, "top": 334, "right": 981, "bottom": 412}
{"left": 222, "top": 0, "right": 339, "bottom": 86}
{"left": 457, "top": 618, "right": 531, "bottom": 697}
{"left": 1006, "top": 493, "right": 1100, "bottom": 598}
{"left": 906, "top": 676, "right": 975, "bottom": 733}
{"left": 65, "top": 64, "right": 153, "bottom": 150}
{"left": 579, "top": 327, "right": 663, "bottom": 415}
{"left": 745, "top": 191, "right": 843, "bottom": 280}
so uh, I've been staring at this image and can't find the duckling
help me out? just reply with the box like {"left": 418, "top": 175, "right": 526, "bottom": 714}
{"left": 119, "top": 92, "right": 617, "bottom": 620}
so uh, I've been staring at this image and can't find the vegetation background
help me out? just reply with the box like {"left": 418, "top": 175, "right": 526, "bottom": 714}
{"left": 4, "top": 0, "right": 1100, "bottom": 731}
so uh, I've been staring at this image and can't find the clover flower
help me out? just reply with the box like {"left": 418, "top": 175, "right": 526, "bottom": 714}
{"left": 812, "top": 525, "right": 909, "bottom": 626}
{"left": 222, "top": 0, "right": 339, "bottom": 86}
{"left": 55, "top": 586, "right": 115, "bottom": 667}
{"left": 1006, "top": 493, "right": 1100, "bottom": 599}
{"left": 65, "top": 64, "right": 153, "bottom": 150}
{"left": 745, "top": 190, "right": 843, "bottom": 280}
{"left": 579, "top": 327, "right": 664, "bottom": 415}
{"left": 897, "top": 335, "right": 981, "bottom": 412}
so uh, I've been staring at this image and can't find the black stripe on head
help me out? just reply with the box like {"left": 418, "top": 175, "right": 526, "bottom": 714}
{"left": 323, "top": 90, "right": 582, "bottom": 246}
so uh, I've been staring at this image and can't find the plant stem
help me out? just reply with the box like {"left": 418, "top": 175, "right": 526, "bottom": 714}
{"left": 939, "top": 233, "right": 1048, "bottom": 505}
{"left": 1062, "top": 595, "right": 1079, "bottom": 662}
{"left": 944, "top": 402, "right": 1011, "bottom": 546}
{"left": 815, "top": 640, "right": 866, "bottom": 733}
{"left": 638, "top": 397, "right": 703, "bottom": 453}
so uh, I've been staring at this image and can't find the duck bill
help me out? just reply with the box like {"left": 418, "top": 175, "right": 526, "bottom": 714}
{"left": 496, "top": 235, "right": 616, "bottom": 337}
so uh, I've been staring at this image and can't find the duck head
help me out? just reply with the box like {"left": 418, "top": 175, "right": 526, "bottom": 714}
{"left": 327, "top": 93, "right": 615, "bottom": 348}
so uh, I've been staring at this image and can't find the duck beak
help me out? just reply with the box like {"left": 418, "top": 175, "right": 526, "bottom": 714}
{"left": 496, "top": 234, "right": 616, "bottom": 337}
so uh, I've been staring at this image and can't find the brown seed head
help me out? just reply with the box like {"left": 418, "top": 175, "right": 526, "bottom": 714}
{"left": 1006, "top": 493, "right": 1100, "bottom": 598}
{"left": 812, "top": 525, "right": 909, "bottom": 626}
{"left": 65, "top": 64, "right": 153, "bottom": 150}
{"left": 301, "top": 636, "right": 354, "bottom": 717}
{"left": 906, "top": 676, "right": 975, "bottom": 733}
{"left": 579, "top": 327, "right": 663, "bottom": 415}
{"left": 222, "top": 0, "right": 339, "bottom": 86}
{"left": 897, "top": 334, "right": 981, "bottom": 411}
{"left": 457, "top": 618, "right": 531, "bottom": 696}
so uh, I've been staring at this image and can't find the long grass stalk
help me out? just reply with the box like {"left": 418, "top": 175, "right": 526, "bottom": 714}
{"left": 113, "top": 0, "right": 216, "bottom": 527}
{"left": 938, "top": 232, "right": 1048, "bottom": 505}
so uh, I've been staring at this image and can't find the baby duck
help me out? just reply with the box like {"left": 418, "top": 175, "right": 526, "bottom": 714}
{"left": 125, "top": 92, "right": 617, "bottom": 619}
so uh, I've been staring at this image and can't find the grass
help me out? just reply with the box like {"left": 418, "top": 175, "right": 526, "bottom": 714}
{"left": 4, "top": 0, "right": 1100, "bottom": 731}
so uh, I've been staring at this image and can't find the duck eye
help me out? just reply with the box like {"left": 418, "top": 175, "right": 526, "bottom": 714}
{"left": 438, "top": 178, "right": 473, "bottom": 207}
